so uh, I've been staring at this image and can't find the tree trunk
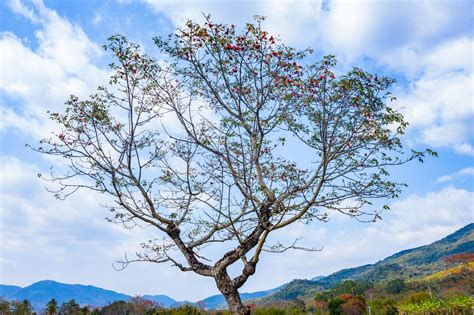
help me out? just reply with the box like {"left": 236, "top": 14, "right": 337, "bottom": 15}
{"left": 215, "top": 270, "right": 250, "bottom": 315}
{"left": 223, "top": 289, "right": 249, "bottom": 315}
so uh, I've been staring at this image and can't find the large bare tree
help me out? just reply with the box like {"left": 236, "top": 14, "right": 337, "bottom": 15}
{"left": 36, "top": 16, "right": 434, "bottom": 314}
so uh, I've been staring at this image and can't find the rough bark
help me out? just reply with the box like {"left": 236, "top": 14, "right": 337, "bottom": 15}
{"left": 224, "top": 290, "right": 249, "bottom": 315}
{"left": 215, "top": 269, "right": 250, "bottom": 315}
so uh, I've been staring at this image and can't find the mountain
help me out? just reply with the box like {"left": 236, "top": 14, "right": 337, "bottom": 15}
{"left": 311, "top": 276, "right": 325, "bottom": 281}
{"left": 263, "top": 223, "right": 474, "bottom": 301}
{"left": 2, "top": 224, "right": 472, "bottom": 310}
{"left": 0, "top": 280, "right": 132, "bottom": 310}
{"left": 323, "top": 223, "right": 473, "bottom": 284}
{"left": 0, "top": 284, "right": 22, "bottom": 298}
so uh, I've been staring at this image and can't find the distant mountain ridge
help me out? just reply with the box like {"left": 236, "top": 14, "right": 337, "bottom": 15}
{"left": 262, "top": 223, "right": 474, "bottom": 302}
{"left": 0, "top": 280, "right": 176, "bottom": 310}
{"left": 2, "top": 224, "right": 472, "bottom": 310}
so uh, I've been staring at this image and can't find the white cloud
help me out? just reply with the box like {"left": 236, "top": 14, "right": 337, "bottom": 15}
{"left": 0, "top": 155, "right": 224, "bottom": 300}
{"left": 320, "top": 0, "right": 471, "bottom": 60}
{"left": 393, "top": 37, "right": 473, "bottom": 153}
{"left": 92, "top": 12, "right": 103, "bottom": 25}
{"left": 1, "top": 0, "right": 473, "bottom": 301}
{"left": 139, "top": 0, "right": 474, "bottom": 156}
{"left": 454, "top": 143, "right": 474, "bottom": 156}
{"left": 0, "top": 0, "right": 109, "bottom": 139}
{"left": 437, "top": 167, "right": 474, "bottom": 183}
{"left": 141, "top": 0, "right": 471, "bottom": 55}
{"left": 6, "top": 0, "right": 40, "bottom": 23}
{"left": 142, "top": 0, "right": 324, "bottom": 46}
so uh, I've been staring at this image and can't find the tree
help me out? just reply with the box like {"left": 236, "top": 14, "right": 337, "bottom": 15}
{"left": 369, "top": 298, "right": 398, "bottom": 315}
{"left": 12, "top": 299, "right": 32, "bottom": 315}
{"left": 408, "top": 292, "right": 431, "bottom": 304}
{"left": 35, "top": 15, "right": 434, "bottom": 315}
{"left": 99, "top": 301, "right": 132, "bottom": 315}
{"left": 0, "top": 298, "right": 11, "bottom": 315}
{"left": 129, "top": 296, "right": 160, "bottom": 314}
{"left": 341, "top": 297, "right": 365, "bottom": 315}
{"left": 386, "top": 278, "right": 405, "bottom": 294}
{"left": 328, "top": 297, "right": 345, "bottom": 315}
{"left": 46, "top": 298, "right": 58, "bottom": 315}
{"left": 59, "top": 299, "right": 81, "bottom": 315}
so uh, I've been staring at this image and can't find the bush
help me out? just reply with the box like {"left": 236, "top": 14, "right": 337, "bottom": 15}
{"left": 386, "top": 279, "right": 405, "bottom": 294}
{"left": 408, "top": 292, "right": 431, "bottom": 304}
{"left": 328, "top": 298, "right": 345, "bottom": 315}
{"left": 314, "top": 281, "right": 373, "bottom": 302}
{"left": 369, "top": 298, "right": 398, "bottom": 315}
{"left": 341, "top": 298, "right": 365, "bottom": 315}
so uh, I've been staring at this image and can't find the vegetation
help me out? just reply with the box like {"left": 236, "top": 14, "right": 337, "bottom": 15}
{"left": 0, "top": 279, "right": 472, "bottom": 315}
{"left": 46, "top": 299, "right": 58, "bottom": 315}
{"left": 385, "top": 279, "right": 405, "bottom": 294}
{"left": 1, "top": 230, "right": 471, "bottom": 314}
{"left": 399, "top": 296, "right": 473, "bottom": 315}
{"left": 259, "top": 224, "right": 473, "bottom": 302}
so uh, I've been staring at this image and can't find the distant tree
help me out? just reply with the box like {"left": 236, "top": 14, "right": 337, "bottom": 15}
{"left": 36, "top": 15, "right": 434, "bottom": 315}
{"left": 0, "top": 298, "right": 11, "bottom": 315}
{"left": 12, "top": 299, "right": 32, "bottom": 315}
{"left": 386, "top": 278, "right": 405, "bottom": 294}
{"left": 80, "top": 306, "right": 91, "bottom": 315}
{"left": 328, "top": 297, "right": 344, "bottom": 315}
{"left": 315, "top": 281, "right": 373, "bottom": 302}
{"left": 341, "top": 297, "right": 365, "bottom": 315}
{"left": 46, "top": 298, "right": 58, "bottom": 315}
{"left": 328, "top": 294, "right": 365, "bottom": 315}
{"left": 99, "top": 301, "right": 133, "bottom": 315}
{"left": 307, "top": 300, "right": 328, "bottom": 314}
{"left": 129, "top": 296, "right": 160, "bottom": 314}
{"left": 59, "top": 299, "right": 81, "bottom": 315}
{"left": 408, "top": 292, "right": 431, "bottom": 305}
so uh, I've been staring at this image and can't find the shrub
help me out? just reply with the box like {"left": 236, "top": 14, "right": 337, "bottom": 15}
{"left": 341, "top": 298, "right": 365, "bottom": 315}
{"left": 369, "top": 298, "right": 398, "bottom": 315}
{"left": 328, "top": 298, "right": 345, "bottom": 315}
{"left": 386, "top": 279, "right": 405, "bottom": 294}
{"left": 408, "top": 292, "right": 431, "bottom": 304}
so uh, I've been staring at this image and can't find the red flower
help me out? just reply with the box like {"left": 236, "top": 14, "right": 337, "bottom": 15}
{"left": 58, "top": 132, "right": 65, "bottom": 141}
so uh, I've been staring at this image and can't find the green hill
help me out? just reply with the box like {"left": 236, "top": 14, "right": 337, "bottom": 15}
{"left": 263, "top": 223, "right": 474, "bottom": 302}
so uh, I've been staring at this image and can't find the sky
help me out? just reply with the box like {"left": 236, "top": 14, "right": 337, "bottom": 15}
{"left": 0, "top": 0, "right": 473, "bottom": 302}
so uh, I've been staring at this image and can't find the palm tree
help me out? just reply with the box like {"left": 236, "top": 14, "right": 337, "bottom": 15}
{"left": 46, "top": 298, "right": 58, "bottom": 315}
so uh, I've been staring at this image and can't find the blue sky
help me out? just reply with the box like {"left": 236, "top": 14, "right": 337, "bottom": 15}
{"left": 0, "top": 0, "right": 473, "bottom": 301}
